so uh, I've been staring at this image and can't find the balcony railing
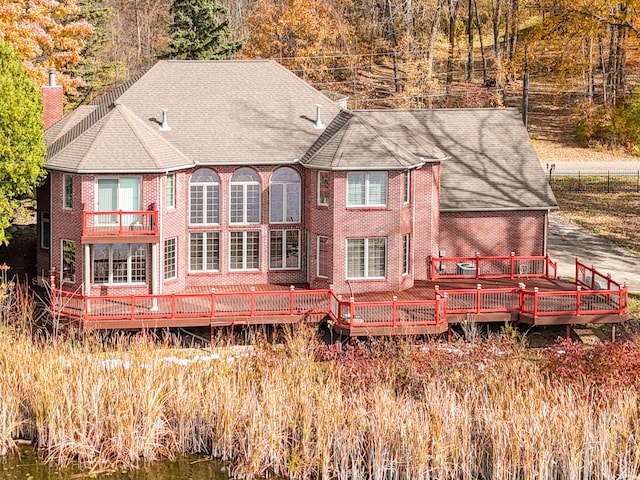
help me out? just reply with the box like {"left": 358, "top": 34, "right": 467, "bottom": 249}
{"left": 430, "top": 253, "right": 557, "bottom": 280}
{"left": 82, "top": 203, "right": 158, "bottom": 237}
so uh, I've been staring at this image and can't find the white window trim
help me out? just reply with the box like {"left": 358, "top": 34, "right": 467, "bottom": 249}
{"left": 316, "top": 235, "right": 328, "bottom": 279}
{"left": 188, "top": 231, "right": 220, "bottom": 273}
{"left": 40, "top": 211, "right": 50, "bottom": 250}
{"left": 62, "top": 174, "right": 73, "bottom": 210}
{"left": 317, "top": 171, "right": 329, "bottom": 206}
{"left": 346, "top": 171, "right": 388, "bottom": 207}
{"left": 269, "top": 229, "right": 300, "bottom": 270}
{"left": 94, "top": 176, "right": 142, "bottom": 211}
{"left": 166, "top": 173, "right": 176, "bottom": 210}
{"left": 229, "top": 182, "right": 260, "bottom": 224}
{"left": 402, "top": 234, "right": 410, "bottom": 276}
{"left": 61, "top": 239, "right": 76, "bottom": 283}
{"left": 189, "top": 182, "right": 220, "bottom": 226}
{"left": 92, "top": 244, "right": 147, "bottom": 286}
{"left": 269, "top": 168, "right": 301, "bottom": 224}
{"left": 345, "top": 237, "right": 387, "bottom": 280}
{"left": 164, "top": 237, "right": 178, "bottom": 281}
{"left": 403, "top": 170, "right": 411, "bottom": 204}
{"left": 229, "top": 231, "right": 261, "bottom": 271}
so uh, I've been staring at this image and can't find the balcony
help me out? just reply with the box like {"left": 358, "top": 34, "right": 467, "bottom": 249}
{"left": 82, "top": 204, "right": 158, "bottom": 242}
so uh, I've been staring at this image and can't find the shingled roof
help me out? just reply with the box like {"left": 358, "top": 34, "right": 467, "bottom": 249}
{"left": 300, "top": 111, "right": 449, "bottom": 170}
{"left": 348, "top": 108, "right": 556, "bottom": 211}
{"left": 45, "top": 60, "right": 341, "bottom": 172}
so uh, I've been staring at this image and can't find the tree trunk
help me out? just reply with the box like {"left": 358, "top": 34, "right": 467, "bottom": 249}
{"left": 426, "top": 0, "right": 444, "bottom": 80}
{"left": 474, "top": 0, "right": 488, "bottom": 84}
{"left": 446, "top": 0, "right": 460, "bottom": 84}
{"left": 466, "top": 0, "right": 473, "bottom": 82}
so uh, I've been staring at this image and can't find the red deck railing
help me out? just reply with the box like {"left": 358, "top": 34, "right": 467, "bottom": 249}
{"left": 329, "top": 292, "right": 446, "bottom": 329}
{"left": 521, "top": 286, "right": 628, "bottom": 317}
{"left": 576, "top": 258, "right": 622, "bottom": 291}
{"left": 50, "top": 259, "right": 628, "bottom": 328}
{"left": 82, "top": 203, "right": 158, "bottom": 237}
{"left": 430, "top": 253, "right": 557, "bottom": 280}
{"left": 437, "top": 285, "right": 522, "bottom": 315}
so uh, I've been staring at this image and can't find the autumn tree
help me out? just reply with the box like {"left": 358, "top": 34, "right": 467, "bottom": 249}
{"left": 243, "top": 0, "right": 354, "bottom": 83}
{"left": 0, "top": 0, "right": 92, "bottom": 96}
{"left": 167, "top": 0, "right": 244, "bottom": 59}
{"left": 0, "top": 42, "right": 47, "bottom": 245}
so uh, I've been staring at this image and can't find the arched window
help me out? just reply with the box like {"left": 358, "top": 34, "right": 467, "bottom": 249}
{"left": 270, "top": 167, "right": 301, "bottom": 223}
{"left": 189, "top": 168, "right": 220, "bottom": 225}
{"left": 230, "top": 168, "right": 260, "bottom": 224}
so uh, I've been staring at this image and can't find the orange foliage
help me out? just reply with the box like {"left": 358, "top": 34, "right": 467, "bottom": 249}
{"left": 242, "top": 0, "right": 354, "bottom": 82}
{"left": 0, "top": 0, "right": 93, "bottom": 94}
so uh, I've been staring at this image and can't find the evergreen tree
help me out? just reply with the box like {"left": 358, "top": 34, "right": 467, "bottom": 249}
{"left": 168, "top": 0, "right": 244, "bottom": 60}
{"left": 0, "top": 41, "right": 47, "bottom": 246}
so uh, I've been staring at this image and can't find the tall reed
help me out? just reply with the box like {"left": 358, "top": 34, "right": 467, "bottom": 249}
{"left": 1, "top": 280, "right": 640, "bottom": 478}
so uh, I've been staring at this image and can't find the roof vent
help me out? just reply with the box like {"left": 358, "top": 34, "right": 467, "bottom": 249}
{"left": 313, "top": 104, "right": 325, "bottom": 130}
{"left": 159, "top": 108, "right": 171, "bottom": 131}
{"left": 48, "top": 69, "right": 56, "bottom": 87}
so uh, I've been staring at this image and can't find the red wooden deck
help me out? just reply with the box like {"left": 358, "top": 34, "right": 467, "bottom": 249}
{"left": 50, "top": 258, "right": 629, "bottom": 336}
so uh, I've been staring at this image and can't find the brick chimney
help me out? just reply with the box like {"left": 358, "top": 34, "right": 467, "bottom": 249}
{"left": 41, "top": 70, "right": 63, "bottom": 130}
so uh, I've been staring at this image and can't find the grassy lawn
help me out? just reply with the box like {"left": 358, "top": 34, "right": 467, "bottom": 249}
{"left": 553, "top": 190, "right": 640, "bottom": 255}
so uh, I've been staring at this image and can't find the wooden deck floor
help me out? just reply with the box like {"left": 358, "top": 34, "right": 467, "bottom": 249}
{"left": 348, "top": 278, "right": 579, "bottom": 303}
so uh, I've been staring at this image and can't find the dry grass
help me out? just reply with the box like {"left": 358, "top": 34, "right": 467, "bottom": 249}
{"left": 553, "top": 190, "right": 640, "bottom": 255}
{"left": 2, "top": 281, "right": 640, "bottom": 478}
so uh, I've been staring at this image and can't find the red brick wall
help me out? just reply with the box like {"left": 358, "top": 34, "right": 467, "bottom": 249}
{"left": 307, "top": 170, "right": 334, "bottom": 290}
{"left": 41, "top": 85, "right": 63, "bottom": 129}
{"left": 439, "top": 210, "right": 547, "bottom": 258}
{"left": 43, "top": 162, "right": 446, "bottom": 297}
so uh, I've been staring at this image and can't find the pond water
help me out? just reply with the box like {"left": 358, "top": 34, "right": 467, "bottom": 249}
{"left": 1, "top": 446, "right": 234, "bottom": 480}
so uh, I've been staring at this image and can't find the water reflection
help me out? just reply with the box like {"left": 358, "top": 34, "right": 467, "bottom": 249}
{"left": 1, "top": 446, "right": 232, "bottom": 480}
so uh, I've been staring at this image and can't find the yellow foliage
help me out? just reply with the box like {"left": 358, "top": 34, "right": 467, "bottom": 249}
{"left": 0, "top": 0, "right": 93, "bottom": 94}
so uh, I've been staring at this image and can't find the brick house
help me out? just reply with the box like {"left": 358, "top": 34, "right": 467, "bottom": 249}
{"left": 37, "top": 60, "right": 557, "bottom": 300}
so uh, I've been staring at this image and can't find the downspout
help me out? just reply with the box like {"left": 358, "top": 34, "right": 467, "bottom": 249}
{"left": 543, "top": 209, "right": 549, "bottom": 255}
{"left": 157, "top": 174, "right": 163, "bottom": 296}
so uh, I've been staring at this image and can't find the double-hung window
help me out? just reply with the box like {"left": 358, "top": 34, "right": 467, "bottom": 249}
{"left": 270, "top": 230, "right": 300, "bottom": 270}
{"left": 403, "top": 234, "right": 410, "bottom": 275}
{"left": 189, "top": 232, "right": 220, "bottom": 272}
{"left": 347, "top": 172, "right": 388, "bottom": 207}
{"left": 166, "top": 173, "right": 176, "bottom": 209}
{"left": 403, "top": 170, "right": 410, "bottom": 204}
{"left": 230, "top": 168, "right": 260, "bottom": 224}
{"left": 164, "top": 238, "right": 177, "bottom": 280}
{"left": 346, "top": 238, "right": 386, "bottom": 279}
{"left": 230, "top": 231, "right": 260, "bottom": 270}
{"left": 317, "top": 171, "right": 329, "bottom": 206}
{"left": 190, "top": 169, "right": 219, "bottom": 224}
{"left": 317, "top": 236, "right": 329, "bottom": 278}
{"left": 93, "top": 243, "right": 147, "bottom": 284}
{"left": 270, "top": 167, "right": 300, "bottom": 223}
{"left": 61, "top": 239, "right": 76, "bottom": 283}
{"left": 63, "top": 174, "right": 73, "bottom": 210}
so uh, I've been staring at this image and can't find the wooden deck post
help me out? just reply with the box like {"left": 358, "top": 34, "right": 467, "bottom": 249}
{"left": 510, "top": 252, "right": 515, "bottom": 279}
{"left": 289, "top": 285, "right": 295, "bottom": 315}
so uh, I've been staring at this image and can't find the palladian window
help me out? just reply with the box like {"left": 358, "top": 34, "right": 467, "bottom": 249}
{"left": 270, "top": 167, "right": 300, "bottom": 223}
